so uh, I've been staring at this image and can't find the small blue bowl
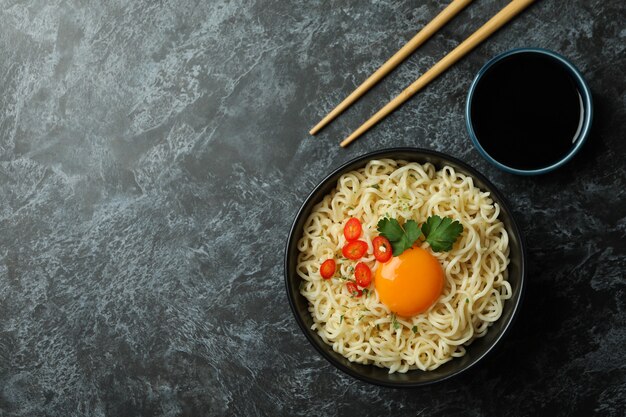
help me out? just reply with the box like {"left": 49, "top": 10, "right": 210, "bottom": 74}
{"left": 466, "top": 48, "right": 593, "bottom": 175}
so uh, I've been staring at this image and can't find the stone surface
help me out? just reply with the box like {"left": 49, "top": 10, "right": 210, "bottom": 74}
{"left": 0, "top": 0, "right": 624, "bottom": 416}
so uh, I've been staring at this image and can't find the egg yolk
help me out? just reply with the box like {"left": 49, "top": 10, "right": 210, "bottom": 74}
{"left": 375, "top": 247, "right": 444, "bottom": 317}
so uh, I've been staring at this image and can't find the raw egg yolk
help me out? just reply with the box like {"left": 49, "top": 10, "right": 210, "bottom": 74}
{"left": 375, "top": 247, "right": 444, "bottom": 317}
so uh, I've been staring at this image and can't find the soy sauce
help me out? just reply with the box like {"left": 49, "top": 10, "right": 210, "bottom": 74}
{"left": 470, "top": 52, "right": 585, "bottom": 170}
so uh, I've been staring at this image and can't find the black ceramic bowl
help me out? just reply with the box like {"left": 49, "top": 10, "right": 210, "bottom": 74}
{"left": 284, "top": 148, "right": 526, "bottom": 387}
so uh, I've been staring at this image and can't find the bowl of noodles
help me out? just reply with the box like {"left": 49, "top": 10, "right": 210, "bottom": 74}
{"left": 284, "top": 148, "right": 525, "bottom": 387}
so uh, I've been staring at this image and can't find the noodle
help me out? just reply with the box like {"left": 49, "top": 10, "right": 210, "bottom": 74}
{"left": 297, "top": 159, "right": 511, "bottom": 373}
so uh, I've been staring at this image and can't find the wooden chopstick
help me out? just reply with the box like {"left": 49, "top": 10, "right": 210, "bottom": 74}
{"left": 340, "top": 0, "right": 536, "bottom": 148}
{"left": 310, "top": 0, "right": 474, "bottom": 135}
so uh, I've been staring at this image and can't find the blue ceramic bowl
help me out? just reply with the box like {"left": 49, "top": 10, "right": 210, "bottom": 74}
{"left": 466, "top": 48, "right": 593, "bottom": 175}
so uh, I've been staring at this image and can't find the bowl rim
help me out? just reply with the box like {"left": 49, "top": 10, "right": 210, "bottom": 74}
{"left": 465, "top": 47, "right": 594, "bottom": 176}
{"left": 284, "top": 147, "right": 527, "bottom": 387}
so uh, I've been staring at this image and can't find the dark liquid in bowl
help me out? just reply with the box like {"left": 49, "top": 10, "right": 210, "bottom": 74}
{"left": 470, "top": 52, "right": 584, "bottom": 170}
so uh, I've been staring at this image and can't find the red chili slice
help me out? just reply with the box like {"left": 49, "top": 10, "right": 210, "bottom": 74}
{"left": 343, "top": 218, "right": 362, "bottom": 241}
{"left": 342, "top": 240, "right": 368, "bottom": 260}
{"left": 320, "top": 259, "right": 336, "bottom": 279}
{"left": 346, "top": 282, "right": 362, "bottom": 298}
{"left": 372, "top": 236, "right": 392, "bottom": 263}
{"left": 354, "top": 262, "right": 372, "bottom": 287}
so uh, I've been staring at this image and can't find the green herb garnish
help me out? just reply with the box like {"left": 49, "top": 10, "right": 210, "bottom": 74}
{"left": 370, "top": 184, "right": 380, "bottom": 190}
{"left": 377, "top": 215, "right": 463, "bottom": 256}
{"left": 340, "top": 315, "right": 344, "bottom": 324}
{"left": 412, "top": 325, "right": 418, "bottom": 334}
{"left": 376, "top": 218, "right": 422, "bottom": 256}
{"left": 421, "top": 215, "right": 464, "bottom": 252}
{"left": 392, "top": 314, "right": 400, "bottom": 330}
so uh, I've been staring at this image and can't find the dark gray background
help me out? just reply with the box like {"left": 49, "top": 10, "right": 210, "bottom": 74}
{"left": 0, "top": 0, "right": 624, "bottom": 416}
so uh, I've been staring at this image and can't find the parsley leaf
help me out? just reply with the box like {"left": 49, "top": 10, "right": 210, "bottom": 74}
{"left": 421, "top": 215, "right": 463, "bottom": 252}
{"left": 377, "top": 218, "right": 422, "bottom": 256}
{"left": 412, "top": 325, "right": 418, "bottom": 334}
{"left": 340, "top": 314, "right": 344, "bottom": 324}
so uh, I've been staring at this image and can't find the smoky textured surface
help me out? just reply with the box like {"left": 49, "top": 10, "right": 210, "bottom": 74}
{"left": 0, "top": 1, "right": 624, "bottom": 416}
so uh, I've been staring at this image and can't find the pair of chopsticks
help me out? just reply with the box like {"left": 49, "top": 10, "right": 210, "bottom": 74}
{"left": 309, "top": 0, "right": 536, "bottom": 147}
